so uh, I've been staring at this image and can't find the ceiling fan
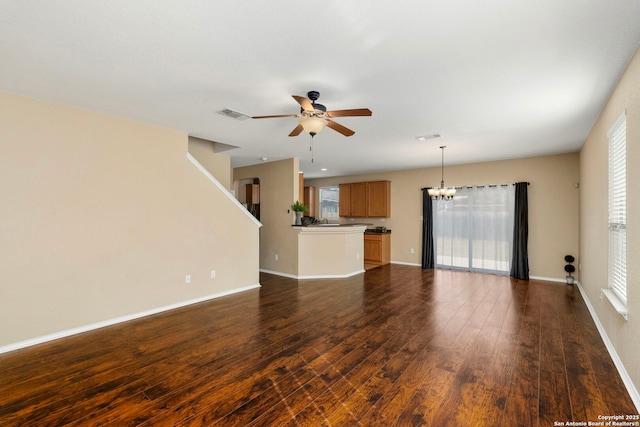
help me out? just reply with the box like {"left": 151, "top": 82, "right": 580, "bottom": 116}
{"left": 252, "top": 91, "right": 372, "bottom": 137}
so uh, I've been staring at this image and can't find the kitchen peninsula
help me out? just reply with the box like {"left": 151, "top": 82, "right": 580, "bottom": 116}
{"left": 292, "top": 224, "right": 367, "bottom": 279}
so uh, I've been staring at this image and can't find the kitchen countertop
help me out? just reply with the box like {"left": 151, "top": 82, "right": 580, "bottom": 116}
{"left": 294, "top": 224, "right": 391, "bottom": 233}
{"left": 296, "top": 223, "right": 372, "bottom": 227}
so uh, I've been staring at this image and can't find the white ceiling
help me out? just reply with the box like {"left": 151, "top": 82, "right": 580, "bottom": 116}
{"left": 2, "top": 1, "right": 639, "bottom": 178}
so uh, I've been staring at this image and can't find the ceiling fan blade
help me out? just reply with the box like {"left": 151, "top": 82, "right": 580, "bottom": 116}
{"left": 252, "top": 114, "right": 298, "bottom": 119}
{"left": 288, "top": 124, "right": 304, "bottom": 137}
{"left": 327, "top": 119, "right": 355, "bottom": 137}
{"left": 326, "top": 108, "right": 372, "bottom": 118}
{"left": 292, "top": 95, "right": 314, "bottom": 111}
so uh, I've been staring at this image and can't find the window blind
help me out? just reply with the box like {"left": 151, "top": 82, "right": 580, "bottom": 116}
{"left": 608, "top": 111, "right": 627, "bottom": 305}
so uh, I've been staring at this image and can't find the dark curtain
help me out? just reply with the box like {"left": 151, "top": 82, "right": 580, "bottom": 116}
{"left": 510, "top": 182, "right": 529, "bottom": 279}
{"left": 421, "top": 188, "right": 435, "bottom": 269}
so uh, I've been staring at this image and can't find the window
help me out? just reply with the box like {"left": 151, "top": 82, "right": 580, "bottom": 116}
{"left": 318, "top": 187, "right": 340, "bottom": 222}
{"left": 607, "top": 111, "right": 627, "bottom": 311}
{"left": 434, "top": 185, "right": 514, "bottom": 275}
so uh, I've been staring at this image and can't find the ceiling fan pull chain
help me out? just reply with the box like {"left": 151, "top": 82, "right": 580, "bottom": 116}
{"left": 310, "top": 135, "right": 314, "bottom": 163}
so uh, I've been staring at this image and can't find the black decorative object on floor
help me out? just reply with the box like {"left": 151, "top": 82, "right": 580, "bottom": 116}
{"left": 565, "top": 255, "right": 576, "bottom": 285}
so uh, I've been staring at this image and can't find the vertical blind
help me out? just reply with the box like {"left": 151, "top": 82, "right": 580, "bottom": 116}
{"left": 608, "top": 110, "right": 627, "bottom": 305}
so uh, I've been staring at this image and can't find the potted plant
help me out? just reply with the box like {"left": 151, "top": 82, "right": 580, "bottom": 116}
{"left": 291, "top": 201, "right": 308, "bottom": 225}
{"left": 564, "top": 255, "right": 576, "bottom": 285}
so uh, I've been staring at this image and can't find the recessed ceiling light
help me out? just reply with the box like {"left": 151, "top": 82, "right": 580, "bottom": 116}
{"left": 416, "top": 134, "right": 441, "bottom": 141}
{"left": 321, "top": 168, "right": 327, "bottom": 171}
{"left": 260, "top": 157, "right": 268, "bottom": 161}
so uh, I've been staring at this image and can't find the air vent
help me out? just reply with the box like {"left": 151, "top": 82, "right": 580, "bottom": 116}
{"left": 217, "top": 108, "right": 250, "bottom": 121}
{"left": 416, "top": 133, "right": 441, "bottom": 141}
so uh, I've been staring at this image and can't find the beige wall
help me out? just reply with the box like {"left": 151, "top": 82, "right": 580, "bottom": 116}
{"left": 233, "top": 159, "right": 301, "bottom": 276}
{"left": 580, "top": 46, "right": 640, "bottom": 391}
{"left": 307, "top": 152, "right": 580, "bottom": 280}
{"left": 0, "top": 92, "right": 260, "bottom": 349}
{"left": 187, "top": 136, "right": 232, "bottom": 190}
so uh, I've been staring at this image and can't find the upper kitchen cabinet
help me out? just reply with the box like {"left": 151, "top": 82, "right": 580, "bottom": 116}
{"left": 349, "top": 182, "right": 369, "bottom": 217}
{"left": 367, "top": 181, "right": 391, "bottom": 217}
{"left": 340, "top": 181, "right": 391, "bottom": 218}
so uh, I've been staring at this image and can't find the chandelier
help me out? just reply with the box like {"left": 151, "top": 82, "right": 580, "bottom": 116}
{"left": 428, "top": 146, "right": 456, "bottom": 200}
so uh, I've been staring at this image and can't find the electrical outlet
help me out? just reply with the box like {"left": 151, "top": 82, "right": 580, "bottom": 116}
{"left": 275, "top": 254, "right": 279, "bottom": 261}
{"left": 185, "top": 275, "right": 191, "bottom": 284}
{"left": 356, "top": 253, "right": 360, "bottom": 259}
{"left": 210, "top": 270, "right": 216, "bottom": 279}
{"left": 410, "top": 248, "right": 415, "bottom": 254}
{"left": 599, "top": 290, "right": 603, "bottom": 301}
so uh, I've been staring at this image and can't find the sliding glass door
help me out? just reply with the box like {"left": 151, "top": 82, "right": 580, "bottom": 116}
{"left": 434, "top": 186, "right": 514, "bottom": 275}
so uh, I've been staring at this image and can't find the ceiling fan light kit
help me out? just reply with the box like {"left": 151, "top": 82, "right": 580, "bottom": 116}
{"left": 299, "top": 116, "right": 327, "bottom": 136}
{"left": 251, "top": 91, "right": 372, "bottom": 137}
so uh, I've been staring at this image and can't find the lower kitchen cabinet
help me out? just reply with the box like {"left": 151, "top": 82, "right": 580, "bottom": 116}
{"left": 364, "top": 232, "right": 391, "bottom": 265}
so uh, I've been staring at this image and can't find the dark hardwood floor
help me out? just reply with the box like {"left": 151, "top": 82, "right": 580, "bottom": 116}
{"left": 1, "top": 265, "right": 637, "bottom": 426}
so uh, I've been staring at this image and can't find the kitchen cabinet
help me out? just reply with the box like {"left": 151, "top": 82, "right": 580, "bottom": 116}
{"left": 303, "top": 186, "right": 316, "bottom": 217}
{"left": 339, "top": 180, "right": 391, "bottom": 218}
{"left": 367, "top": 181, "right": 391, "bottom": 217}
{"left": 364, "top": 232, "right": 391, "bottom": 265}
{"left": 349, "top": 182, "right": 368, "bottom": 217}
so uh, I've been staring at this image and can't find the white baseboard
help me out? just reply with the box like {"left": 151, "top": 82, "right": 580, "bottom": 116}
{"left": 529, "top": 275, "right": 567, "bottom": 283}
{"left": 261, "top": 262, "right": 421, "bottom": 278}
{"left": 298, "top": 270, "right": 365, "bottom": 279}
{"left": 391, "top": 261, "right": 421, "bottom": 267}
{"left": 575, "top": 280, "right": 640, "bottom": 412}
{"left": 0, "top": 283, "right": 261, "bottom": 355}
{"left": 259, "top": 268, "right": 365, "bottom": 280}
{"left": 259, "top": 269, "right": 298, "bottom": 279}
